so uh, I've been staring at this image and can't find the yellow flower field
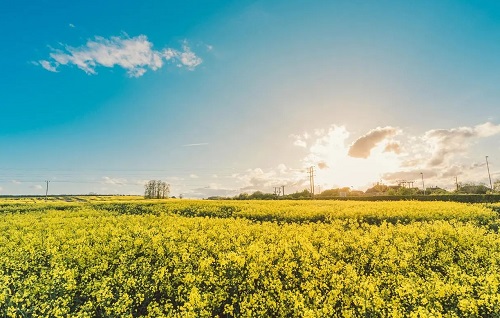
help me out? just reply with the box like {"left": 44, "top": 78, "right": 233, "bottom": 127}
{"left": 1, "top": 199, "right": 499, "bottom": 317}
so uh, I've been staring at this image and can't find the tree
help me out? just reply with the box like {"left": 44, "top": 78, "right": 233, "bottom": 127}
{"left": 234, "top": 193, "right": 249, "bottom": 200}
{"left": 317, "top": 188, "right": 340, "bottom": 197}
{"left": 248, "top": 191, "right": 275, "bottom": 200}
{"left": 365, "top": 183, "right": 389, "bottom": 195}
{"left": 456, "top": 182, "right": 489, "bottom": 194}
{"left": 494, "top": 179, "right": 500, "bottom": 193}
{"left": 284, "top": 189, "right": 311, "bottom": 199}
{"left": 386, "top": 186, "right": 419, "bottom": 196}
{"left": 317, "top": 187, "right": 351, "bottom": 197}
{"left": 144, "top": 180, "right": 170, "bottom": 199}
{"left": 426, "top": 187, "right": 449, "bottom": 195}
{"left": 349, "top": 190, "right": 364, "bottom": 197}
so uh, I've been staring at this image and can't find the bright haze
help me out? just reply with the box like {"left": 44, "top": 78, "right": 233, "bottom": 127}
{"left": 1, "top": 1, "right": 499, "bottom": 197}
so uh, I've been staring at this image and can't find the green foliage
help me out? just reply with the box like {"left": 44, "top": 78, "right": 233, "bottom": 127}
{"left": 232, "top": 190, "right": 313, "bottom": 200}
{"left": 386, "top": 187, "right": 419, "bottom": 196}
{"left": 321, "top": 194, "right": 500, "bottom": 203}
{"left": 426, "top": 187, "right": 449, "bottom": 195}
{"left": 365, "top": 183, "right": 389, "bottom": 195}
{"left": 247, "top": 191, "right": 276, "bottom": 200}
{"left": 284, "top": 189, "right": 312, "bottom": 199}
{"left": 494, "top": 180, "right": 500, "bottom": 193}
{"left": 317, "top": 187, "right": 351, "bottom": 197}
{"left": 85, "top": 200, "right": 498, "bottom": 225}
{"left": 456, "top": 182, "right": 491, "bottom": 194}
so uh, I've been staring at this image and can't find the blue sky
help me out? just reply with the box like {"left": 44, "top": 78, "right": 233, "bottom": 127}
{"left": 1, "top": 0, "right": 499, "bottom": 196}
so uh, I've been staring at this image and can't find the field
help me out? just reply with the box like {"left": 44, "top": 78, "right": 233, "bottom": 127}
{"left": 1, "top": 198, "right": 500, "bottom": 317}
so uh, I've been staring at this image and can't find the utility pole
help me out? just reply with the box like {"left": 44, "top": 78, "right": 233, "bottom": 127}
{"left": 420, "top": 173, "right": 425, "bottom": 195}
{"left": 486, "top": 156, "right": 493, "bottom": 191}
{"left": 282, "top": 185, "right": 285, "bottom": 196}
{"left": 45, "top": 180, "right": 50, "bottom": 200}
{"left": 273, "top": 187, "right": 282, "bottom": 196}
{"left": 307, "top": 166, "right": 315, "bottom": 199}
{"left": 455, "top": 176, "right": 459, "bottom": 192}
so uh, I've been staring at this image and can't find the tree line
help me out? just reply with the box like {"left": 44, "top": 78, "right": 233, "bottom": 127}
{"left": 208, "top": 179, "right": 500, "bottom": 200}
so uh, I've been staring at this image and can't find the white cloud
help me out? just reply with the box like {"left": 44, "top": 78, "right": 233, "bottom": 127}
{"left": 423, "top": 122, "right": 500, "bottom": 167}
{"left": 188, "top": 186, "right": 239, "bottom": 199}
{"left": 475, "top": 122, "right": 500, "bottom": 137}
{"left": 178, "top": 43, "right": 203, "bottom": 70}
{"left": 291, "top": 132, "right": 313, "bottom": 148}
{"left": 313, "top": 129, "right": 323, "bottom": 137}
{"left": 317, "top": 161, "right": 329, "bottom": 170}
{"left": 348, "top": 126, "right": 399, "bottom": 159}
{"left": 277, "top": 163, "right": 287, "bottom": 174}
{"left": 369, "top": 122, "right": 499, "bottom": 189}
{"left": 234, "top": 165, "right": 307, "bottom": 193}
{"left": 151, "top": 121, "right": 495, "bottom": 197}
{"left": 182, "top": 143, "right": 209, "bottom": 147}
{"left": 162, "top": 42, "right": 202, "bottom": 70}
{"left": 293, "top": 139, "right": 307, "bottom": 148}
{"left": 301, "top": 125, "right": 401, "bottom": 189}
{"left": 102, "top": 176, "right": 127, "bottom": 185}
{"left": 31, "top": 185, "right": 43, "bottom": 190}
{"left": 384, "top": 142, "right": 401, "bottom": 154}
{"left": 11, "top": 180, "right": 21, "bottom": 184}
{"left": 192, "top": 122, "right": 497, "bottom": 195}
{"left": 382, "top": 169, "right": 438, "bottom": 182}
{"left": 37, "top": 34, "right": 203, "bottom": 77}
{"left": 190, "top": 174, "right": 199, "bottom": 179}
{"left": 39, "top": 60, "right": 59, "bottom": 72}
{"left": 69, "top": 23, "right": 75, "bottom": 28}
{"left": 162, "top": 48, "right": 177, "bottom": 60}
{"left": 303, "top": 125, "right": 349, "bottom": 167}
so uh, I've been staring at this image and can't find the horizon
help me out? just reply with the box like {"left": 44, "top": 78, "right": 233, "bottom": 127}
{"left": 1, "top": 0, "right": 499, "bottom": 198}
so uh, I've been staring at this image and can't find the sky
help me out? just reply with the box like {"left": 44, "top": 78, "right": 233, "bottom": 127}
{"left": 1, "top": 0, "right": 499, "bottom": 197}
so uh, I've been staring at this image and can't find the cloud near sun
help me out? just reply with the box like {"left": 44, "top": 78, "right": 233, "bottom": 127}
{"left": 292, "top": 122, "right": 500, "bottom": 189}
{"left": 347, "top": 127, "right": 399, "bottom": 159}
{"left": 35, "top": 34, "right": 203, "bottom": 77}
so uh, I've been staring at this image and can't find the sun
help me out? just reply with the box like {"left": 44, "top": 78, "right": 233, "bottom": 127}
{"left": 315, "top": 137, "right": 401, "bottom": 190}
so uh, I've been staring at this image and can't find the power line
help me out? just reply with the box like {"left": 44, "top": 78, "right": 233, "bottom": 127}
{"left": 486, "top": 156, "right": 493, "bottom": 191}
{"left": 307, "top": 166, "right": 315, "bottom": 199}
{"left": 45, "top": 180, "right": 50, "bottom": 200}
{"left": 0, "top": 164, "right": 312, "bottom": 196}
{"left": 273, "top": 187, "right": 282, "bottom": 196}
